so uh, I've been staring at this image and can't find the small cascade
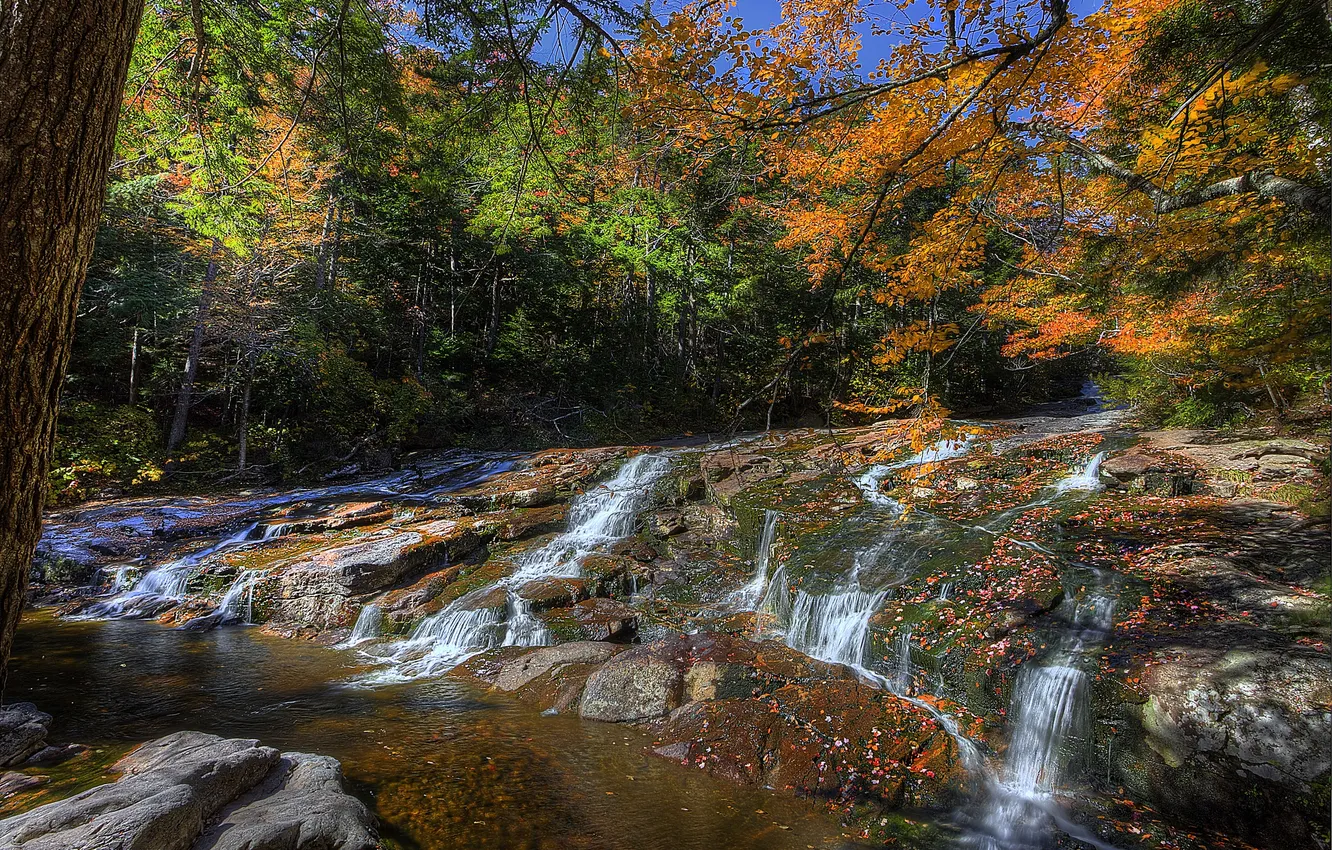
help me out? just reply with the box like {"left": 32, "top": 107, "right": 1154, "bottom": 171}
{"left": 341, "top": 603, "right": 383, "bottom": 647}
{"left": 507, "top": 453, "right": 672, "bottom": 585}
{"left": 853, "top": 434, "right": 974, "bottom": 508}
{"left": 755, "top": 561, "right": 791, "bottom": 637}
{"left": 217, "top": 570, "right": 262, "bottom": 624}
{"left": 969, "top": 584, "right": 1118, "bottom": 849}
{"left": 1005, "top": 666, "right": 1089, "bottom": 794}
{"left": 106, "top": 565, "right": 137, "bottom": 593}
{"left": 786, "top": 583, "right": 887, "bottom": 669}
{"left": 393, "top": 593, "right": 508, "bottom": 678}
{"left": 732, "top": 509, "right": 780, "bottom": 610}
{"left": 261, "top": 522, "right": 294, "bottom": 540}
{"left": 501, "top": 596, "right": 551, "bottom": 647}
{"left": 1053, "top": 452, "right": 1106, "bottom": 494}
{"left": 938, "top": 582, "right": 954, "bottom": 602}
{"left": 367, "top": 452, "right": 671, "bottom": 680}
{"left": 80, "top": 523, "right": 263, "bottom": 619}
{"left": 891, "top": 629, "right": 914, "bottom": 695}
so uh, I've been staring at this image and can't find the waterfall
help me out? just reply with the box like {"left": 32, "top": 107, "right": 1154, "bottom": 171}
{"left": 506, "top": 453, "right": 671, "bottom": 585}
{"left": 217, "top": 570, "right": 262, "bottom": 624}
{"left": 107, "top": 565, "right": 136, "bottom": 593}
{"left": 79, "top": 523, "right": 263, "bottom": 619}
{"left": 732, "top": 509, "right": 780, "bottom": 610}
{"left": 371, "top": 452, "right": 670, "bottom": 679}
{"left": 1005, "top": 665, "right": 1089, "bottom": 794}
{"left": 393, "top": 593, "right": 508, "bottom": 678}
{"left": 969, "top": 585, "right": 1117, "bottom": 849}
{"left": 755, "top": 561, "right": 791, "bottom": 637}
{"left": 786, "top": 583, "right": 887, "bottom": 669}
{"left": 341, "top": 603, "right": 383, "bottom": 647}
{"left": 1053, "top": 452, "right": 1106, "bottom": 494}
{"left": 891, "top": 629, "right": 914, "bottom": 695}
{"left": 502, "top": 596, "right": 551, "bottom": 647}
{"left": 938, "top": 582, "right": 954, "bottom": 601}
{"left": 854, "top": 434, "right": 974, "bottom": 508}
{"left": 260, "top": 522, "right": 294, "bottom": 540}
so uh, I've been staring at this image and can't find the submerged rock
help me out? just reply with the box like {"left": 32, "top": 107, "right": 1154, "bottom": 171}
{"left": 0, "top": 731, "right": 376, "bottom": 850}
{"left": 460, "top": 634, "right": 969, "bottom": 810}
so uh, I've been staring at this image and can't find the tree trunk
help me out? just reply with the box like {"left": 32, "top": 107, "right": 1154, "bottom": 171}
{"left": 0, "top": 0, "right": 145, "bottom": 688}
{"left": 236, "top": 360, "right": 253, "bottom": 473}
{"left": 166, "top": 241, "right": 220, "bottom": 456}
{"left": 128, "top": 324, "right": 140, "bottom": 404}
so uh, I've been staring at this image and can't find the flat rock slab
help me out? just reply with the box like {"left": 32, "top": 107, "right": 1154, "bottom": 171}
{"left": 0, "top": 732, "right": 377, "bottom": 850}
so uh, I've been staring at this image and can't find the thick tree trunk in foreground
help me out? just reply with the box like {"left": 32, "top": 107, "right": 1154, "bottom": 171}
{"left": 0, "top": 0, "right": 145, "bottom": 690}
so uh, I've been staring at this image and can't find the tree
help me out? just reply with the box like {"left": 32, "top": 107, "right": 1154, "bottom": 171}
{"left": 632, "top": 0, "right": 1330, "bottom": 419}
{"left": 0, "top": 0, "right": 146, "bottom": 687}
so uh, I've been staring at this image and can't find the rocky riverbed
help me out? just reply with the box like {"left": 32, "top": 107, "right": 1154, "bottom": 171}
{"left": 9, "top": 411, "right": 1330, "bottom": 850}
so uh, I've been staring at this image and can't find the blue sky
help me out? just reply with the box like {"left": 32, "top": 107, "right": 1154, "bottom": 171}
{"left": 643, "top": 0, "right": 1107, "bottom": 75}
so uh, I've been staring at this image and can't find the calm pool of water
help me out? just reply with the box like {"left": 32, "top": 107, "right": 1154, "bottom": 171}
{"left": 6, "top": 611, "right": 849, "bottom": 850}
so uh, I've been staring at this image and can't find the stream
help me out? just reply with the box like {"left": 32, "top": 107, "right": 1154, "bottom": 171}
{"left": 11, "top": 411, "right": 1325, "bottom": 850}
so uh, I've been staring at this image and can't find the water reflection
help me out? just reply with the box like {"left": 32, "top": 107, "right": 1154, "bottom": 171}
{"left": 6, "top": 612, "right": 846, "bottom": 850}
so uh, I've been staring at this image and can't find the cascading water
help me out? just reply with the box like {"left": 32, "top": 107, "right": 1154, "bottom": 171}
{"left": 854, "top": 433, "right": 975, "bottom": 510}
{"left": 501, "top": 596, "right": 551, "bottom": 648}
{"left": 79, "top": 523, "right": 264, "bottom": 619}
{"left": 1053, "top": 452, "right": 1107, "bottom": 494}
{"left": 732, "top": 509, "right": 780, "bottom": 610}
{"left": 217, "top": 569, "right": 262, "bottom": 624}
{"left": 341, "top": 603, "right": 383, "bottom": 647}
{"left": 371, "top": 453, "right": 671, "bottom": 680}
{"left": 969, "top": 580, "right": 1118, "bottom": 850}
{"left": 891, "top": 629, "right": 914, "bottom": 694}
{"left": 507, "top": 453, "right": 672, "bottom": 586}
{"left": 786, "top": 580, "right": 887, "bottom": 670}
{"left": 260, "top": 522, "right": 294, "bottom": 540}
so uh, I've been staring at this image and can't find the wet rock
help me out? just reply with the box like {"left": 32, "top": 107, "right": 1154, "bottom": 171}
{"left": 0, "top": 732, "right": 376, "bottom": 850}
{"left": 579, "top": 644, "right": 685, "bottom": 722}
{"left": 1102, "top": 450, "right": 1195, "bottom": 496}
{"left": 0, "top": 732, "right": 278, "bottom": 850}
{"left": 491, "top": 504, "right": 566, "bottom": 542}
{"left": 269, "top": 519, "right": 486, "bottom": 630}
{"left": 565, "top": 598, "right": 638, "bottom": 641}
{"left": 297, "top": 501, "right": 394, "bottom": 533}
{"left": 699, "top": 453, "right": 785, "bottom": 505}
{"left": 0, "top": 704, "right": 50, "bottom": 768}
{"left": 953, "top": 476, "right": 980, "bottom": 491}
{"left": 457, "top": 585, "right": 509, "bottom": 612}
{"left": 494, "top": 642, "right": 617, "bottom": 692}
{"left": 0, "top": 773, "right": 47, "bottom": 799}
{"left": 1114, "top": 646, "right": 1332, "bottom": 847}
{"left": 579, "top": 555, "right": 632, "bottom": 597}
{"left": 648, "top": 509, "right": 687, "bottom": 537}
{"left": 23, "top": 744, "right": 87, "bottom": 768}
{"left": 516, "top": 578, "right": 589, "bottom": 611}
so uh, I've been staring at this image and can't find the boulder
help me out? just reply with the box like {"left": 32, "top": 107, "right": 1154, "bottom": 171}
{"left": 579, "top": 644, "right": 685, "bottom": 722}
{"left": 494, "top": 641, "right": 617, "bottom": 692}
{"left": 566, "top": 598, "right": 638, "bottom": 641}
{"left": 0, "top": 732, "right": 376, "bottom": 850}
{"left": 193, "top": 753, "right": 376, "bottom": 850}
{"left": 0, "top": 705, "right": 50, "bottom": 768}
{"left": 516, "top": 578, "right": 589, "bottom": 611}
{"left": 1102, "top": 450, "right": 1195, "bottom": 496}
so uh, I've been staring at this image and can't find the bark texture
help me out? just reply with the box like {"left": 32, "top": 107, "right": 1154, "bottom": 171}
{"left": 0, "top": 0, "right": 145, "bottom": 688}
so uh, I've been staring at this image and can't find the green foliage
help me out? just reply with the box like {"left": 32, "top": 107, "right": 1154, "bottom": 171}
{"left": 49, "top": 403, "right": 164, "bottom": 504}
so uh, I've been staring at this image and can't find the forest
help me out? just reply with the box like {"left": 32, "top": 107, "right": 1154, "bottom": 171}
{"left": 51, "top": 0, "right": 1330, "bottom": 499}
{"left": 0, "top": 1, "right": 1328, "bottom": 850}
